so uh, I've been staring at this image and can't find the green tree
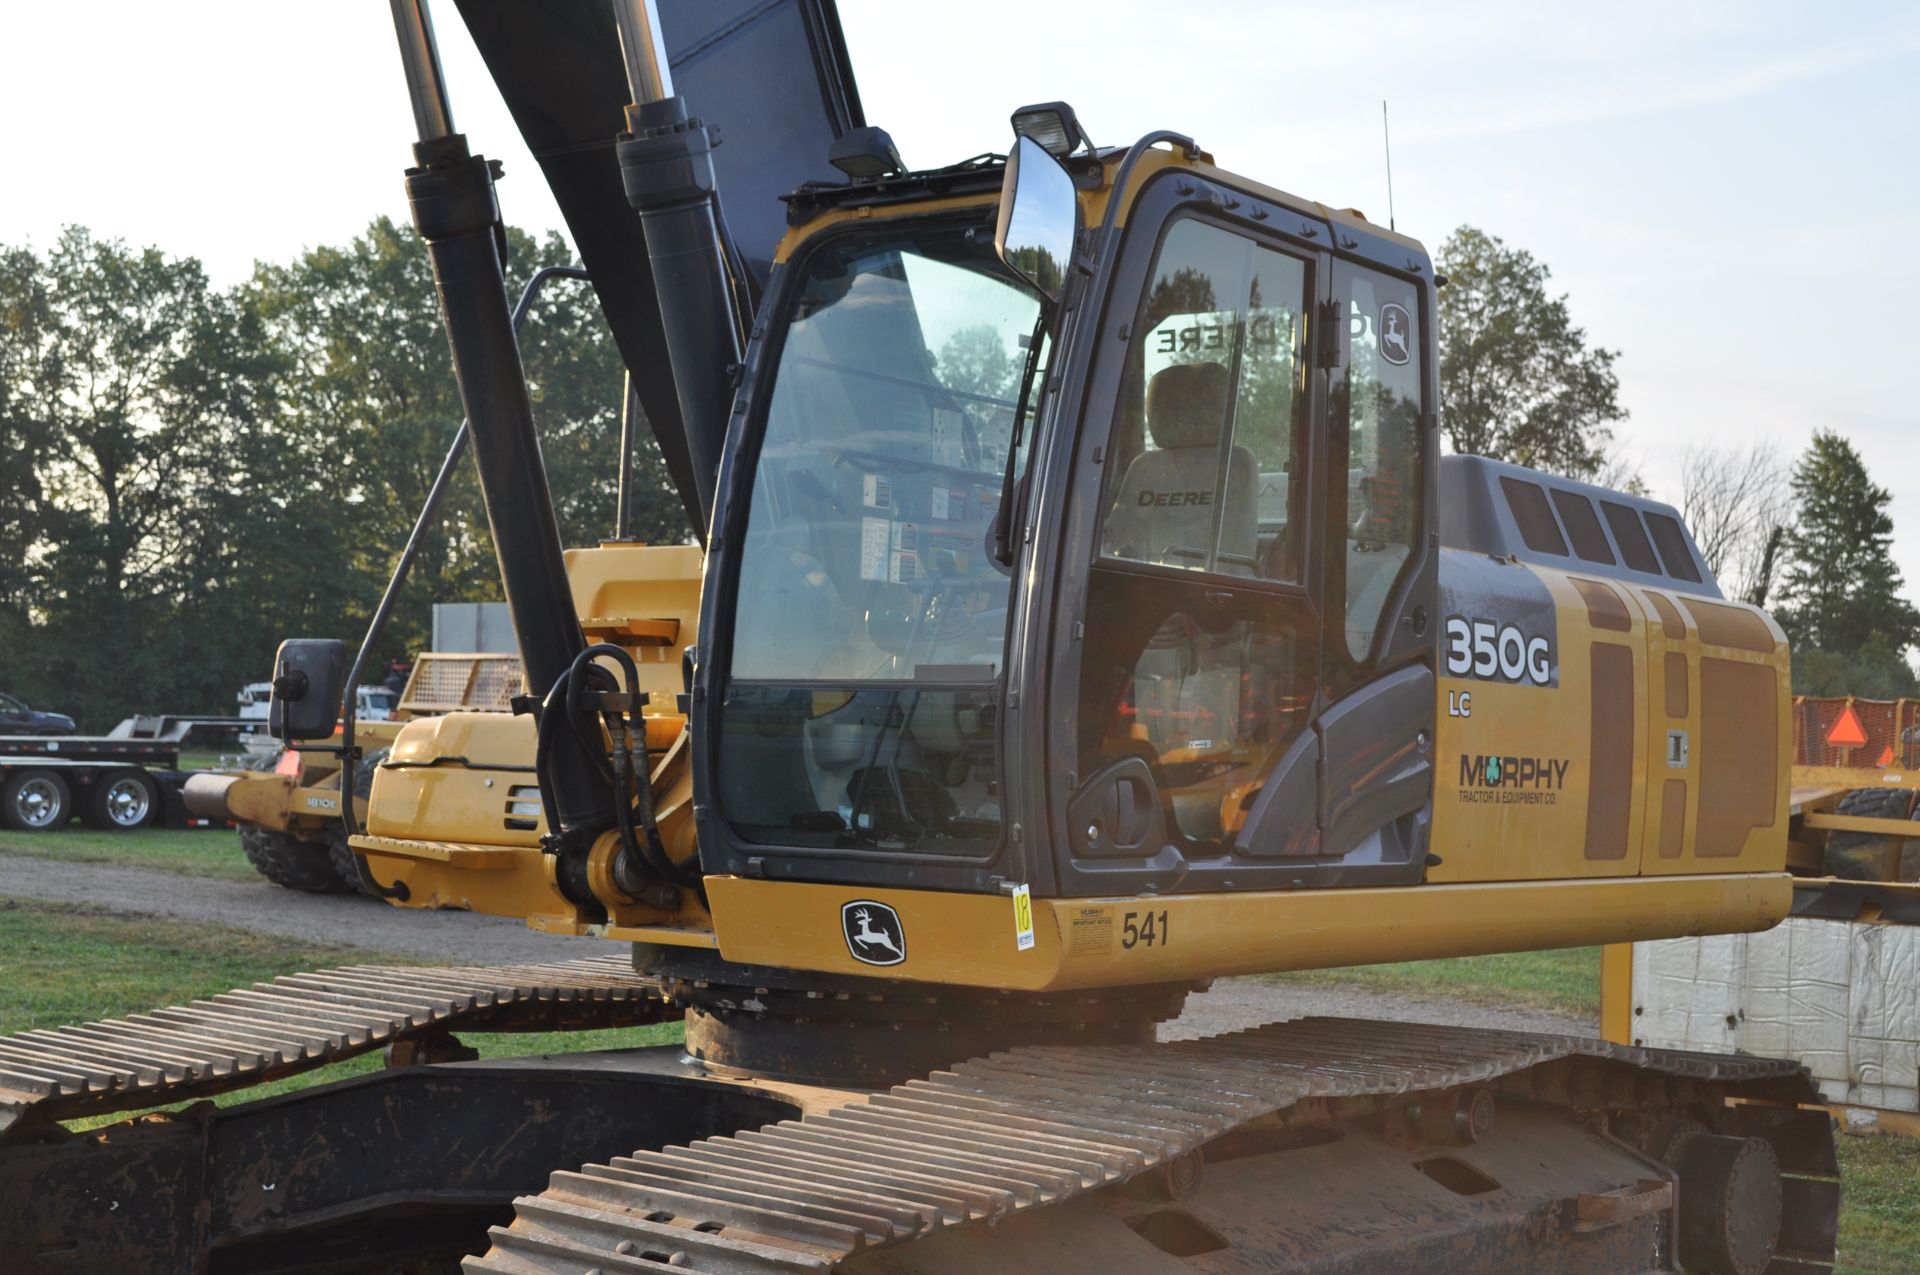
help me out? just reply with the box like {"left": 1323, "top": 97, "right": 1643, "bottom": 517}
{"left": 1792, "top": 633, "right": 1917, "bottom": 698}
{"left": 0, "top": 228, "right": 248, "bottom": 727}
{"left": 1776, "top": 431, "right": 1919, "bottom": 676}
{"left": 1436, "top": 226, "right": 1625, "bottom": 479}
{"left": 0, "top": 245, "right": 54, "bottom": 650}
{"left": 248, "top": 217, "right": 689, "bottom": 670}
{"left": 0, "top": 219, "right": 692, "bottom": 728}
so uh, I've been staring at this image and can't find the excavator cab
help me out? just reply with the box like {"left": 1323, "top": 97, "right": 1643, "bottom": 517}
{"left": 692, "top": 125, "right": 1438, "bottom": 909}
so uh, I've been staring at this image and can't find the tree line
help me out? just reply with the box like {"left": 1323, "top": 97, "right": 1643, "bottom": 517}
{"left": 0, "top": 222, "right": 687, "bottom": 730}
{"left": 1, "top": 219, "right": 1909, "bottom": 728}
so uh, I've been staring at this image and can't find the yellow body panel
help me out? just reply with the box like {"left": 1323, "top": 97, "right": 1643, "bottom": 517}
{"left": 564, "top": 541, "right": 703, "bottom": 709}
{"left": 359, "top": 837, "right": 568, "bottom": 915}
{"left": 369, "top": 711, "right": 543, "bottom": 847}
{"left": 707, "top": 873, "right": 1789, "bottom": 993}
{"left": 1430, "top": 566, "right": 1648, "bottom": 882}
{"left": 1431, "top": 561, "right": 1788, "bottom": 884}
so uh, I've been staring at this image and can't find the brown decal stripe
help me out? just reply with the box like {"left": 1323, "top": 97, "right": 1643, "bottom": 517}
{"left": 1660, "top": 779, "right": 1687, "bottom": 859}
{"left": 1572, "top": 577, "right": 1632, "bottom": 633}
{"left": 1585, "top": 642, "right": 1635, "bottom": 860}
{"left": 1698, "top": 658, "right": 1779, "bottom": 856}
{"left": 1684, "top": 599, "right": 1777, "bottom": 654}
{"left": 1647, "top": 591, "right": 1687, "bottom": 641}
{"left": 1664, "top": 651, "right": 1689, "bottom": 719}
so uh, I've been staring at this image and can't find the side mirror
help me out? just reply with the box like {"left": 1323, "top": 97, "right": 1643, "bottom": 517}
{"left": 994, "top": 136, "right": 1077, "bottom": 303}
{"left": 268, "top": 638, "right": 347, "bottom": 741}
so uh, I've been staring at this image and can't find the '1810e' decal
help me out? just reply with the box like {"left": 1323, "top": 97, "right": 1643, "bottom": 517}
{"left": 1443, "top": 616, "right": 1552, "bottom": 686}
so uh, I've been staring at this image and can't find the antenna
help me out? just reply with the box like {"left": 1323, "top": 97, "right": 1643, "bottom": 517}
{"left": 1381, "top": 100, "right": 1396, "bottom": 232}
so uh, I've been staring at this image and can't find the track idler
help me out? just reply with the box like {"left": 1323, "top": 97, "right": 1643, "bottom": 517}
{"left": 1670, "top": 1132, "right": 1783, "bottom": 1275}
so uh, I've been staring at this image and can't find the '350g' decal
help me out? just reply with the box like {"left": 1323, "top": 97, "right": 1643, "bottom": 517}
{"left": 1444, "top": 616, "right": 1553, "bottom": 686}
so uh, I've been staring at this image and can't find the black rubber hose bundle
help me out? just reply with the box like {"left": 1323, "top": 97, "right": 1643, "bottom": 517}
{"left": 534, "top": 644, "right": 699, "bottom": 894}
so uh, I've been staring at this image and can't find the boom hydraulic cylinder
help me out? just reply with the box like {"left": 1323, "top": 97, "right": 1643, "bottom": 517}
{"left": 387, "top": 0, "right": 611, "bottom": 845}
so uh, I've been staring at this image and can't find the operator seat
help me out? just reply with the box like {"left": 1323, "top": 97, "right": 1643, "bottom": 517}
{"left": 1105, "top": 361, "right": 1257, "bottom": 574}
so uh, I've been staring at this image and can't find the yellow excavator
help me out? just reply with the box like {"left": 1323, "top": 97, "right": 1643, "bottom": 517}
{"left": 0, "top": 3, "right": 1838, "bottom": 1272}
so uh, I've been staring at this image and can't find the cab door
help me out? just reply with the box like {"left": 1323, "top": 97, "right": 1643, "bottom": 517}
{"left": 1039, "top": 183, "right": 1437, "bottom": 897}
{"left": 1042, "top": 190, "right": 1326, "bottom": 895}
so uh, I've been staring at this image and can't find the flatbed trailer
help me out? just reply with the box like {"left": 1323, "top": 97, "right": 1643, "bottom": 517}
{"left": 0, "top": 718, "right": 252, "bottom": 833}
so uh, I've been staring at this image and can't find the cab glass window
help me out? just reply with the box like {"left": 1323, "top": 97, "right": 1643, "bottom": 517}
{"left": 1334, "top": 262, "right": 1423, "bottom": 661}
{"left": 730, "top": 222, "right": 1042, "bottom": 683}
{"left": 719, "top": 218, "right": 1042, "bottom": 859}
{"left": 1100, "top": 219, "right": 1307, "bottom": 581}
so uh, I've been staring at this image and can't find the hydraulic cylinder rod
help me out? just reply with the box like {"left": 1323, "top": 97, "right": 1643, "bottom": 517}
{"left": 612, "top": 0, "right": 745, "bottom": 534}
{"left": 387, "top": 0, "right": 611, "bottom": 844}
{"left": 615, "top": 372, "right": 641, "bottom": 540}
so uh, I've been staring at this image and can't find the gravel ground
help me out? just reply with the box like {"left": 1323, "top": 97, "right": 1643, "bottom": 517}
{"left": 0, "top": 852, "right": 603, "bottom": 963}
{"left": 1165, "top": 974, "right": 1593, "bottom": 1040}
{"left": 2, "top": 852, "right": 1595, "bottom": 1036}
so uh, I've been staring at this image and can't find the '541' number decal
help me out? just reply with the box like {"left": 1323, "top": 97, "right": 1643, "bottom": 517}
{"left": 1444, "top": 616, "right": 1552, "bottom": 686}
{"left": 1121, "top": 910, "right": 1169, "bottom": 950}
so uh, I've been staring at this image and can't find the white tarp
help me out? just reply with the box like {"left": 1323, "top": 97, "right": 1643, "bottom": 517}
{"left": 1634, "top": 918, "right": 1920, "bottom": 1112}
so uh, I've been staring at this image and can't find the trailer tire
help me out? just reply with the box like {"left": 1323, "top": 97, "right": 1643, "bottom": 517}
{"left": 327, "top": 748, "right": 389, "bottom": 895}
{"left": 240, "top": 825, "right": 350, "bottom": 894}
{"left": 81, "top": 768, "right": 160, "bottom": 831}
{"left": 2, "top": 769, "right": 71, "bottom": 831}
{"left": 1824, "top": 786, "right": 1920, "bottom": 882}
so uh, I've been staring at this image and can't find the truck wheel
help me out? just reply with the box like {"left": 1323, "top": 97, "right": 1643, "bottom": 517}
{"left": 3, "top": 769, "right": 72, "bottom": 831}
{"left": 240, "top": 825, "right": 350, "bottom": 893}
{"left": 1824, "top": 787, "right": 1920, "bottom": 882}
{"left": 328, "top": 748, "right": 390, "bottom": 895}
{"left": 81, "top": 769, "right": 160, "bottom": 831}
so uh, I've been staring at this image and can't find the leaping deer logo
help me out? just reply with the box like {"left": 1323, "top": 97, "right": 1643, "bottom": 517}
{"left": 842, "top": 901, "right": 907, "bottom": 966}
{"left": 1379, "top": 303, "right": 1412, "bottom": 366}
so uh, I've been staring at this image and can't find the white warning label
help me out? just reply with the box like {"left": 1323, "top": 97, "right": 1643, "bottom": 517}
{"left": 860, "top": 516, "right": 890, "bottom": 581}
{"left": 1012, "top": 883, "right": 1035, "bottom": 952}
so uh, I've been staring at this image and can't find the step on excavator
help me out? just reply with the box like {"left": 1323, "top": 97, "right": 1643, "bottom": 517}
{"left": 0, "top": 2, "right": 1839, "bottom": 1271}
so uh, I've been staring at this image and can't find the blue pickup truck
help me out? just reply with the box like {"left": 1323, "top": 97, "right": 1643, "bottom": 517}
{"left": 0, "top": 692, "right": 75, "bottom": 736}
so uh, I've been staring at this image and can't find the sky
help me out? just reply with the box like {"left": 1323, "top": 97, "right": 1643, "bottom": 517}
{"left": 3, "top": 1, "right": 1917, "bottom": 588}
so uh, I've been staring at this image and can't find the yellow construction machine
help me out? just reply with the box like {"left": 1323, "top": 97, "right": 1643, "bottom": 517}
{"left": 0, "top": 3, "right": 1840, "bottom": 1272}
{"left": 182, "top": 653, "right": 526, "bottom": 894}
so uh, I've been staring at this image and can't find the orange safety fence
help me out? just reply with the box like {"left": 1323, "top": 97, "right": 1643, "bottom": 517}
{"left": 1793, "top": 695, "right": 1920, "bottom": 769}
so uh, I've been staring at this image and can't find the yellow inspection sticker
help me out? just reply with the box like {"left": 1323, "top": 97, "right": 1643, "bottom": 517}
{"left": 1011, "top": 883, "right": 1035, "bottom": 951}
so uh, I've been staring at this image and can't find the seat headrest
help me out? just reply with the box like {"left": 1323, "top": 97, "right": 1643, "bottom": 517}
{"left": 1146, "top": 362, "right": 1231, "bottom": 451}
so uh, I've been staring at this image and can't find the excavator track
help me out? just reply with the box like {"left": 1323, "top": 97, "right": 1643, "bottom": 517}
{"left": 0, "top": 953, "right": 669, "bottom": 1133}
{"left": 472, "top": 1018, "right": 1838, "bottom": 1274}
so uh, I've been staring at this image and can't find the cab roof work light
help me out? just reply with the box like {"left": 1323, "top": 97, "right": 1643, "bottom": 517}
{"left": 1011, "top": 101, "right": 1090, "bottom": 158}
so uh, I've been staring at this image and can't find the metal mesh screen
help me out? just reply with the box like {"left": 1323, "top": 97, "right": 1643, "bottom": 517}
{"left": 399, "top": 654, "right": 525, "bottom": 716}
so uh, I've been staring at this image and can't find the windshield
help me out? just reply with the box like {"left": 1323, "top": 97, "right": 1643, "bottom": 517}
{"left": 721, "top": 217, "right": 1042, "bottom": 858}
{"left": 729, "top": 220, "right": 1043, "bottom": 682}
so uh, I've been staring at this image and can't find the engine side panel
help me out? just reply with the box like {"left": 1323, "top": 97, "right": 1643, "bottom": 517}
{"left": 1429, "top": 548, "right": 1787, "bottom": 885}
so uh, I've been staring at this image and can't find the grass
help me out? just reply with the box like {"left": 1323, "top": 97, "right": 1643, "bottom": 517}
{"left": 0, "top": 824, "right": 264, "bottom": 882}
{"left": 1261, "top": 945, "right": 1602, "bottom": 1020}
{"left": 0, "top": 896, "right": 366, "bottom": 1030}
{"left": 0, "top": 898, "right": 684, "bottom": 1131}
{"left": 1836, "top": 1134, "right": 1920, "bottom": 1273}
